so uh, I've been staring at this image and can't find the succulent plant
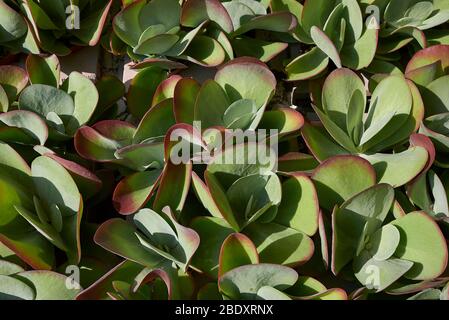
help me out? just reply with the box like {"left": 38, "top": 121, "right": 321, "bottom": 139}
{"left": 0, "top": 259, "right": 81, "bottom": 300}
{"left": 281, "top": 0, "right": 379, "bottom": 81}
{"left": 0, "top": 0, "right": 39, "bottom": 57}
{"left": 331, "top": 182, "right": 447, "bottom": 292}
{"left": 302, "top": 68, "right": 430, "bottom": 188}
{"left": 111, "top": 0, "right": 297, "bottom": 69}
{"left": 376, "top": 0, "right": 449, "bottom": 55}
{"left": 2, "top": 0, "right": 449, "bottom": 303}
{"left": 189, "top": 142, "right": 318, "bottom": 277}
{"left": 173, "top": 57, "right": 303, "bottom": 133}
{"left": 74, "top": 88, "right": 175, "bottom": 215}
{"left": 12, "top": 0, "right": 114, "bottom": 55}
{"left": 403, "top": 45, "right": 449, "bottom": 167}
{"left": 0, "top": 144, "right": 98, "bottom": 270}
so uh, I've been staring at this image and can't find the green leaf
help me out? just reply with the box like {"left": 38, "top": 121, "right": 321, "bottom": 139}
{"left": 16, "top": 271, "right": 81, "bottom": 300}
{"left": 26, "top": 54, "right": 60, "bottom": 87}
{"left": 257, "top": 286, "right": 292, "bottom": 300}
{"left": 353, "top": 251, "right": 413, "bottom": 292}
{"left": 322, "top": 68, "right": 366, "bottom": 138}
{"left": 312, "top": 155, "right": 377, "bottom": 211}
{"left": 332, "top": 184, "right": 394, "bottom": 274}
{"left": 181, "top": 0, "right": 233, "bottom": 33}
{"left": 226, "top": 173, "right": 281, "bottom": 229}
{"left": 391, "top": 212, "right": 448, "bottom": 280}
{"left": 173, "top": 78, "right": 200, "bottom": 124}
{"left": 112, "top": 169, "right": 162, "bottom": 215}
{"left": 152, "top": 75, "right": 181, "bottom": 107}
{"left": 219, "top": 233, "right": 259, "bottom": 277}
{"left": 0, "top": 275, "right": 35, "bottom": 300}
{"left": 231, "top": 37, "right": 288, "bottom": 62}
{"left": 275, "top": 174, "right": 319, "bottom": 236}
{"left": 0, "top": 260, "right": 24, "bottom": 276}
{"left": 0, "top": 110, "right": 48, "bottom": 145}
{"left": 310, "top": 26, "right": 342, "bottom": 68}
{"left": 215, "top": 57, "right": 276, "bottom": 108}
{"left": 301, "top": 0, "right": 337, "bottom": 33}
{"left": 421, "top": 75, "right": 449, "bottom": 116}
{"left": 369, "top": 224, "right": 401, "bottom": 261}
{"left": 223, "top": 99, "right": 257, "bottom": 129}
{"left": 0, "top": 66, "right": 29, "bottom": 103}
{"left": 232, "top": 12, "right": 297, "bottom": 36}
{"left": 361, "top": 75, "right": 413, "bottom": 151}
{"left": 360, "top": 147, "right": 428, "bottom": 187}
{"left": 18, "top": 85, "right": 75, "bottom": 123}
{"left": 190, "top": 217, "right": 233, "bottom": 278}
{"left": 285, "top": 47, "right": 329, "bottom": 81}
{"left": 94, "top": 218, "right": 166, "bottom": 268}
{"left": 133, "top": 208, "right": 200, "bottom": 271}
{"left": 340, "top": 17, "right": 378, "bottom": 70}
{"left": 0, "top": 0, "right": 27, "bottom": 42}
{"left": 133, "top": 99, "right": 176, "bottom": 144}
{"left": 194, "top": 80, "right": 230, "bottom": 128}
{"left": 153, "top": 161, "right": 192, "bottom": 215}
{"left": 72, "top": 0, "right": 113, "bottom": 46}
{"left": 113, "top": 0, "right": 146, "bottom": 47}
{"left": 182, "top": 35, "right": 226, "bottom": 67}
{"left": 31, "top": 156, "right": 81, "bottom": 217}
{"left": 134, "top": 33, "right": 179, "bottom": 55}
{"left": 127, "top": 67, "right": 167, "bottom": 119}
{"left": 62, "top": 72, "right": 99, "bottom": 135}
{"left": 191, "top": 172, "right": 224, "bottom": 219}
{"left": 244, "top": 222, "right": 314, "bottom": 266}
{"left": 0, "top": 85, "right": 8, "bottom": 112}
{"left": 219, "top": 264, "right": 297, "bottom": 300}
{"left": 301, "top": 123, "right": 350, "bottom": 162}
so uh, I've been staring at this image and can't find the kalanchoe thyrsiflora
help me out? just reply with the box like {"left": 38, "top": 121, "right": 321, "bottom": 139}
{"left": 189, "top": 141, "right": 318, "bottom": 279}
{"left": 173, "top": 57, "right": 303, "bottom": 134}
{"left": 0, "top": 65, "right": 48, "bottom": 146}
{"left": 111, "top": 0, "right": 297, "bottom": 69}
{"left": 77, "top": 230, "right": 346, "bottom": 300}
{"left": 94, "top": 206, "right": 200, "bottom": 272}
{"left": 0, "top": 56, "right": 124, "bottom": 147}
{"left": 74, "top": 90, "right": 175, "bottom": 215}
{"left": 0, "top": 143, "right": 101, "bottom": 270}
{"left": 0, "top": 259, "right": 81, "bottom": 300}
{"left": 278, "top": 0, "right": 379, "bottom": 81}
{"left": 302, "top": 68, "right": 430, "bottom": 188}
{"left": 76, "top": 259, "right": 195, "bottom": 300}
{"left": 331, "top": 182, "right": 447, "bottom": 293}
{"left": 12, "top": 0, "right": 114, "bottom": 55}
{"left": 0, "top": 0, "right": 38, "bottom": 57}
{"left": 376, "top": 0, "right": 449, "bottom": 55}
{"left": 401, "top": 45, "right": 449, "bottom": 167}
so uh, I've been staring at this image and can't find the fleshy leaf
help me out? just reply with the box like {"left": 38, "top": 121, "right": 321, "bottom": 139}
{"left": 312, "top": 155, "right": 377, "bottom": 211}
{"left": 391, "top": 212, "right": 448, "bottom": 280}
{"left": 218, "top": 233, "right": 259, "bottom": 277}
{"left": 275, "top": 173, "right": 319, "bottom": 236}
{"left": 219, "top": 264, "right": 298, "bottom": 300}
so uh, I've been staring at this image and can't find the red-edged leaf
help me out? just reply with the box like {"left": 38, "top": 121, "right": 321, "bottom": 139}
{"left": 181, "top": 0, "right": 234, "bottom": 34}
{"left": 127, "top": 67, "right": 167, "bottom": 119}
{"left": 173, "top": 78, "right": 200, "bottom": 124}
{"left": 113, "top": 170, "right": 162, "bottom": 215}
{"left": 218, "top": 233, "right": 259, "bottom": 277}
{"left": 152, "top": 75, "right": 183, "bottom": 107}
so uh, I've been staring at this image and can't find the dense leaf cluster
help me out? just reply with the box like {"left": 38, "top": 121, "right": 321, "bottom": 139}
{"left": 1, "top": 0, "right": 449, "bottom": 301}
